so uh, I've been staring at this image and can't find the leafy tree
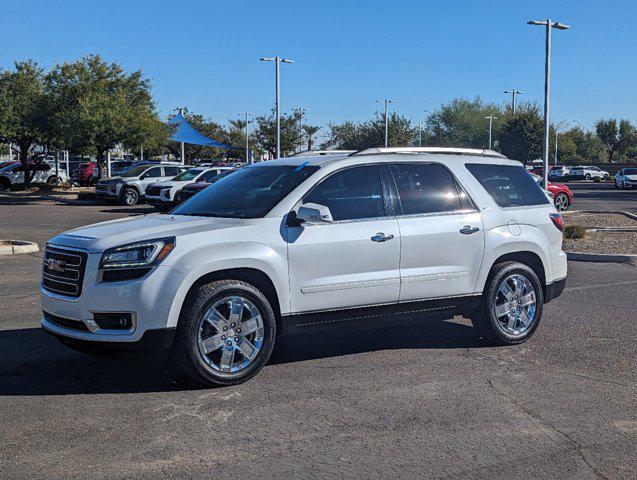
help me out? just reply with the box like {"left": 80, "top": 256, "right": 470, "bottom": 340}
{"left": 0, "top": 60, "right": 53, "bottom": 185}
{"left": 595, "top": 119, "right": 636, "bottom": 163}
{"left": 47, "top": 54, "right": 168, "bottom": 173}
{"left": 322, "top": 112, "right": 415, "bottom": 150}
{"left": 253, "top": 109, "right": 301, "bottom": 158}
{"left": 424, "top": 97, "right": 503, "bottom": 148}
{"left": 498, "top": 103, "right": 544, "bottom": 163}
{"left": 302, "top": 124, "right": 321, "bottom": 150}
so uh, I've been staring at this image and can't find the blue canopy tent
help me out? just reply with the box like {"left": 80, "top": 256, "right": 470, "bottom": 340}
{"left": 169, "top": 111, "right": 238, "bottom": 162}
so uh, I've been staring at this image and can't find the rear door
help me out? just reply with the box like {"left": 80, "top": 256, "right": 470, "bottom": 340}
{"left": 389, "top": 163, "right": 485, "bottom": 301}
{"left": 287, "top": 164, "right": 401, "bottom": 313}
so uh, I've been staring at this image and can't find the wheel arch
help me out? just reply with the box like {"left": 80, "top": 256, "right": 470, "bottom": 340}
{"left": 481, "top": 250, "right": 548, "bottom": 302}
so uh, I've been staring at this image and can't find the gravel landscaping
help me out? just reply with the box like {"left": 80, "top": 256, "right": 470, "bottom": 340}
{"left": 563, "top": 231, "right": 637, "bottom": 255}
{"left": 564, "top": 212, "right": 637, "bottom": 229}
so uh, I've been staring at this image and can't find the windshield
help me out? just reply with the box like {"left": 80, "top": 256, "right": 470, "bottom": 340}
{"left": 173, "top": 165, "right": 320, "bottom": 218}
{"left": 172, "top": 168, "right": 204, "bottom": 181}
{"left": 624, "top": 168, "right": 637, "bottom": 175}
{"left": 121, "top": 165, "right": 149, "bottom": 177}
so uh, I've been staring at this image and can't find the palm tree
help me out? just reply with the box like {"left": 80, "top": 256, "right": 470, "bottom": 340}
{"left": 302, "top": 125, "right": 321, "bottom": 151}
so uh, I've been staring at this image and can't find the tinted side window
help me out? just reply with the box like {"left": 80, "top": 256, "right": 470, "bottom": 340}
{"left": 304, "top": 165, "right": 385, "bottom": 221}
{"left": 390, "top": 163, "right": 464, "bottom": 214}
{"left": 145, "top": 167, "right": 162, "bottom": 177}
{"left": 164, "top": 166, "right": 181, "bottom": 177}
{"left": 466, "top": 163, "right": 549, "bottom": 207}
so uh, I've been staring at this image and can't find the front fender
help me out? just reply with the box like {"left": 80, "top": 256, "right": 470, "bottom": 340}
{"left": 165, "top": 241, "right": 289, "bottom": 328}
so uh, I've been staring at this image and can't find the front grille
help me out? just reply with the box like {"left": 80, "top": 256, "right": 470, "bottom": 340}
{"left": 42, "top": 245, "right": 88, "bottom": 298}
{"left": 145, "top": 186, "right": 161, "bottom": 196}
{"left": 43, "top": 311, "right": 89, "bottom": 331}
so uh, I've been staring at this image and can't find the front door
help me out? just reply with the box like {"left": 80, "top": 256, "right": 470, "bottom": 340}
{"left": 287, "top": 165, "right": 401, "bottom": 314}
{"left": 389, "top": 163, "right": 485, "bottom": 301}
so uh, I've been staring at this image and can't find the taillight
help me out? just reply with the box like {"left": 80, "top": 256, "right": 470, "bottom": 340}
{"left": 550, "top": 213, "right": 564, "bottom": 232}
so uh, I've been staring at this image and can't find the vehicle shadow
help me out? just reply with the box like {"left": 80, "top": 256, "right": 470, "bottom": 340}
{"left": 0, "top": 319, "right": 483, "bottom": 396}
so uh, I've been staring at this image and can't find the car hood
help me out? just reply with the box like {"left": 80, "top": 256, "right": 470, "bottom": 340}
{"left": 48, "top": 214, "right": 246, "bottom": 252}
{"left": 148, "top": 180, "right": 187, "bottom": 189}
{"left": 183, "top": 182, "right": 210, "bottom": 191}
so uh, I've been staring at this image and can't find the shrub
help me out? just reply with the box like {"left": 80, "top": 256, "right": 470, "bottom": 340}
{"left": 564, "top": 224, "right": 586, "bottom": 239}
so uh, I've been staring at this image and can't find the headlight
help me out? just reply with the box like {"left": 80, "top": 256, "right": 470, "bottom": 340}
{"left": 161, "top": 187, "right": 172, "bottom": 198}
{"left": 100, "top": 237, "right": 175, "bottom": 270}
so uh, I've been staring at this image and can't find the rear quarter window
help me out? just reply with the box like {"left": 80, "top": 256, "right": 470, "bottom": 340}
{"left": 466, "top": 163, "right": 549, "bottom": 208}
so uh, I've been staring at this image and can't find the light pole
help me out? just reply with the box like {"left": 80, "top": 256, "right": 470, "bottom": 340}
{"left": 293, "top": 107, "right": 307, "bottom": 153}
{"left": 260, "top": 56, "right": 294, "bottom": 159}
{"left": 528, "top": 18, "right": 570, "bottom": 188}
{"left": 503, "top": 89, "right": 524, "bottom": 114}
{"left": 238, "top": 112, "right": 253, "bottom": 163}
{"left": 419, "top": 109, "right": 432, "bottom": 147}
{"left": 485, "top": 114, "right": 497, "bottom": 150}
{"left": 179, "top": 108, "right": 186, "bottom": 165}
{"left": 376, "top": 99, "right": 395, "bottom": 147}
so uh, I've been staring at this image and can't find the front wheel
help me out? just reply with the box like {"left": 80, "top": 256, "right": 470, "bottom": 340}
{"left": 471, "top": 262, "right": 544, "bottom": 345}
{"left": 174, "top": 280, "right": 277, "bottom": 387}
{"left": 121, "top": 187, "right": 139, "bottom": 206}
{"left": 585, "top": 173, "right": 591, "bottom": 180}
{"left": 554, "top": 192, "right": 570, "bottom": 211}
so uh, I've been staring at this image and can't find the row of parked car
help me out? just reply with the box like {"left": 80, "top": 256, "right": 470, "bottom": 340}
{"left": 95, "top": 162, "right": 239, "bottom": 207}
{"left": 530, "top": 165, "right": 611, "bottom": 182}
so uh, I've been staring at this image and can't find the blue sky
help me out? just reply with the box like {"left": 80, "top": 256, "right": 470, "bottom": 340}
{"left": 2, "top": 0, "right": 635, "bottom": 138}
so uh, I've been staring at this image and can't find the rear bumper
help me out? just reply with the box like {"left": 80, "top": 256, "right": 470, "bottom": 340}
{"left": 544, "top": 277, "right": 566, "bottom": 303}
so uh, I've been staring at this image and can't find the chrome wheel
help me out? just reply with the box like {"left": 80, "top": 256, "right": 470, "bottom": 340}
{"left": 197, "top": 296, "right": 264, "bottom": 374}
{"left": 123, "top": 188, "right": 138, "bottom": 206}
{"left": 493, "top": 274, "right": 537, "bottom": 338}
{"left": 554, "top": 193, "right": 569, "bottom": 211}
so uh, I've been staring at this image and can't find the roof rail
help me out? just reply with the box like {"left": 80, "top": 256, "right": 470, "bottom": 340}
{"left": 353, "top": 147, "right": 507, "bottom": 159}
{"left": 291, "top": 150, "right": 357, "bottom": 157}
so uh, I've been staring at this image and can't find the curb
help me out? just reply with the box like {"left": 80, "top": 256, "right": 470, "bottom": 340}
{"left": 566, "top": 251, "right": 637, "bottom": 265}
{"left": 0, "top": 240, "right": 40, "bottom": 255}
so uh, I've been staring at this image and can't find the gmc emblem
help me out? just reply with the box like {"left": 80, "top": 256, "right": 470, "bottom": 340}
{"left": 44, "top": 258, "right": 66, "bottom": 272}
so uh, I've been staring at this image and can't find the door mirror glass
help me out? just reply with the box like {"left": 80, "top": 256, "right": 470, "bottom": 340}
{"left": 297, "top": 202, "right": 333, "bottom": 224}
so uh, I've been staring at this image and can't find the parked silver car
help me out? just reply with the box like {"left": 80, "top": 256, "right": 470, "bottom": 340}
{"left": 95, "top": 163, "right": 187, "bottom": 206}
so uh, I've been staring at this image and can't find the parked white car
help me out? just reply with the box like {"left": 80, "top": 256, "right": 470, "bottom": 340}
{"left": 568, "top": 165, "right": 610, "bottom": 181}
{"left": 95, "top": 163, "right": 187, "bottom": 206}
{"left": 145, "top": 166, "right": 234, "bottom": 211}
{"left": 548, "top": 165, "right": 569, "bottom": 180}
{"left": 0, "top": 162, "right": 69, "bottom": 190}
{"left": 41, "top": 147, "right": 567, "bottom": 386}
{"left": 614, "top": 168, "right": 637, "bottom": 189}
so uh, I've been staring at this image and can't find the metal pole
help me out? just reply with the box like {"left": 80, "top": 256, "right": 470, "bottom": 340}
{"left": 485, "top": 115, "right": 497, "bottom": 149}
{"left": 8, "top": 143, "right": 12, "bottom": 161}
{"left": 542, "top": 20, "right": 551, "bottom": 189}
{"left": 418, "top": 122, "right": 422, "bottom": 147}
{"left": 180, "top": 108, "right": 185, "bottom": 165}
{"left": 107, "top": 150, "right": 111, "bottom": 178}
{"left": 245, "top": 112, "right": 250, "bottom": 163}
{"left": 384, "top": 100, "right": 389, "bottom": 147}
{"left": 55, "top": 151, "right": 59, "bottom": 183}
{"left": 554, "top": 129, "right": 558, "bottom": 166}
{"left": 512, "top": 91, "right": 517, "bottom": 114}
{"left": 275, "top": 57, "right": 281, "bottom": 159}
{"left": 140, "top": 145, "right": 144, "bottom": 161}
{"left": 65, "top": 150, "right": 69, "bottom": 179}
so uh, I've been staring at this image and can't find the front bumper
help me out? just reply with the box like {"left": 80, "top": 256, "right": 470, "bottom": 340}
{"left": 95, "top": 184, "right": 120, "bottom": 198}
{"left": 40, "top": 256, "right": 186, "bottom": 344}
{"left": 43, "top": 324, "right": 176, "bottom": 352}
{"left": 145, "top": 194, "right": 174, "bottom": 207}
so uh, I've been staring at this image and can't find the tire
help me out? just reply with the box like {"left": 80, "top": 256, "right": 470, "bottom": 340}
{"left": 121, "top": 187, "right": 139, "bottom": 206}
{"left": 0, "top": 178, "right": 10, "bottom": 191}
{"left": 585, "top": 173, "right": 591, "bottom": 180}
{"left": 471, "top": 262, "right": 544, "bottom": 346}
{"left": 604, "top": 174, "right": 610, "bottom": 181}
{"left": 174, "top": 279, "right": 277, "bottom": 387}
{"left": 46, "top": 176, "right": 58, "bottom": 186}
{"left": 554, "top": 192, "right": 570, "bottom": 211}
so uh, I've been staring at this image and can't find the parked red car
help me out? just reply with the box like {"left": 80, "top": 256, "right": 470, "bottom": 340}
{"left": 530, "top": 173, "right": 573, "bottom": 211}
{"left": 71, "top": 161, "right": 97, "bottom": 186}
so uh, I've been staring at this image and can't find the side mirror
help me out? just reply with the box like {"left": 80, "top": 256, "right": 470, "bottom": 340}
{"left": 297, "top": 203, "right": 334, "bottom": 224}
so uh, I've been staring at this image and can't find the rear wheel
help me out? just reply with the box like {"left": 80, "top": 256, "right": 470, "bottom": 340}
{"left": 174, "top": 280, "right": 276, "bottom": 387}
{"left": 585, "top": 173, "right": 591, "bottom": 180}
{"left": 121, "top": 187, "right": 139, "bottom": 206}
{"left": 554, "top": 192, "right": 570, "bottom": 211}
{"left": 46, "top": 176, "right": 58, "bottom": 186}
{"left": 471, "top": 262, "right": 543, "bottom": 345}
{"left": 0, "top": 178, "right": 10, "bottom": 191}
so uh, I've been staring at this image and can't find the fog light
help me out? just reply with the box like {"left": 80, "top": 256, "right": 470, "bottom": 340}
{"left": 93, "top": 312, "right": 133, "bottom": 330}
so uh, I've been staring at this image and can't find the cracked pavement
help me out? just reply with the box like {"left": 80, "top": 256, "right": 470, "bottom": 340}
{"left": 0, "top": 200, "right": 635, "bottom": 479}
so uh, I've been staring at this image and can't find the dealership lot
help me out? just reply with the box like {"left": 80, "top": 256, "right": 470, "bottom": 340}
{"left": 0, "top": 189, "right": 635, "bottom": 479}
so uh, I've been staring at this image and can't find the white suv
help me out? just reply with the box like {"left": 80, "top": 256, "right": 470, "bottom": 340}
{"left": 0, "top": 162, "right": 69, "bottom": 189}
{"left": 40, "top": 148, "right": 568, "bottom": 386}
{"left": 568, "top": 165, "right": 610, "bottom": 181}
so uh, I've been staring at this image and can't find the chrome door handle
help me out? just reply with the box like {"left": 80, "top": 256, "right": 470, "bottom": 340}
{"left": 371, "top": 232, "right": 395, "bottom": 242}
{"left": 459, "top": 225, "right": 480, "bottom": 235}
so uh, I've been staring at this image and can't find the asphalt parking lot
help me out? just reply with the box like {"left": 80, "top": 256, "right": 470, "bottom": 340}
{"left": 0, "top": 185, "right": 635, "bottom": 479}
